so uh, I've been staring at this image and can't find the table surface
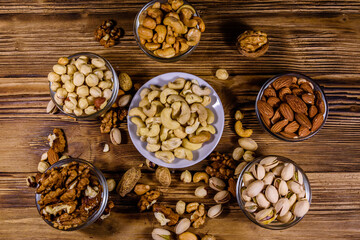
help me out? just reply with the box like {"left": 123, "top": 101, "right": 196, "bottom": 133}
{"left": 0, "top": 1, "right": 360, "bottom": 239}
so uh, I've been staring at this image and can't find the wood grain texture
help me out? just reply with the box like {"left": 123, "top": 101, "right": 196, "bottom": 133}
{"left": 0, "top": 0, "right": 360, "bottom": 239}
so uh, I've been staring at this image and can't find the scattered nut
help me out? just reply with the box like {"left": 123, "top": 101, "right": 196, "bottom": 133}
{"left": 194, "top": 186, "right": 207, "bottom": 198}
{"left": 46, "top": 100, "right": 58, "bottom": 114}
{"left": 134, "top": 184, "right": 151, "bottom": 195}
{"left": 175, "top": 218, "right": 191, "bottom": 235}
{"left": 94, "top": 19, "right": 123, "bottom": 48}
{"left": 232, "top": 147, "right": 244, "bottom": 161}
{"left": 176, "top": 200, "right": 186, "bottom": 215}
{"left": 179, "top": 232, "right": 198, "bottom": 240}
{"left": 103, "top": 143, "right": 110, "bottom": 152}
{"left": 119, "top": 72, "right": 133, "bottom": 91}
{"left": 202, "top": 235, "right": 216, "bottom": 240}
{"left": 107, "top": 179, "right": 116, "bottom": 192}
{"left": 193, "top": 172, "right": 209, "bottom": 183}
{"left": 37, "top": 161, "right": 50, "bottom": 173}
{"left": 180, "top": 170, "right": 192, "bottom": 183}
{"left": 207, "top": 204, "right": 223, "bottom": 218}
{"left": 26, "top": 176, "right": 37, "bottom": 188}
{"left": 186, "top": 202, "right": 199, "bottom": 213}
{"left": 243, "top": 150, "right": 255, "bottom": 162}
{"left": 118, "top": 94, "right": 132, "bottom": 107}
{"left": 215, "top": 69, "right": 229, "bottom": 80}
{"left": 235, "top": 110, "right": 244, "bottom": 120}
{"left": 214, "top": 190, "right": 231, "bottom": 204}
{"left": 152, "top": 228, "right": 173, "bottom": 240}
{"left": 236, "top": 30, "right": 269, "bottom": 58}
{"left": 40, "top": 152, "right": 48, "bottom": 161}
{"left": 155, "top": 167, "right": 171, "bottom": 187}
{"left": 116, "top": 167, "right": 141, "bottom": 197}
{"left": 110, "top": 128, "right": 122, "bottom": 145}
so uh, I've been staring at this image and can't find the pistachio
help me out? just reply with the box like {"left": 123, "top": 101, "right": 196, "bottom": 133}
{"left": 46, "top": 100, "right": 58, "bottom": 114}
{"left": 175, "top": 218, "right": 191, "bottom": 235}
{"left": 106, "top": 179, "right": 116, "bottom": 192}
{"left": 274, "top": 198, "right": 290, "bottom": 217}
{"left": 186, "top": 202, "right": 199, "bottom": 213}
{"left": 235, "top": 162, "right": 247, "bottom": 176}
{"left": 235, "top": 110, "right": 244, "bottom": 120}
{"left": 110, "top": 128, "right": 122, "bottom": 145}
{"left": 193, "top": 172, "right": 209, "bottom": 183}
{"left": 287, "top": 180, "right": 303, "bottom": 194}
{"left": 194, "top": 186, "right": 208, "bottom": 198}
{"left": 241, "top": 187, "right": 251, "bottom": 202}
{"left": 179, "top": 232, "right": 198, "bottom": 240}
{"left": 274, "top": 178, "right": 288, "bottom": 196}
{"left": 271, "top": 163, "right": 284, "bottom": 176}
{"left": 259, "top": 156, "right": 279, "bottom": 171}
{"left": 281, "top": 163, "right": 295, "bottom": 181}
{"left": 180, "top": 170, "right": 192, "bottom": 183}
{"left": 152, "top": 228, "right": 173, "bottom": 240}
{"left": 256, "top": 193, "right": 271, "bottom": 209}
{"left": 209, "top": 177, "right": 226, "bottom": 191}
{"left": 263, "top": 172, "right": 275, "bottom": 185}
{"left": 242, "top": 172, "right": 255, "bottom": 187}
{"left": 214, "top": 190, "right": 231, "bottom": 204}
{"left": 287, "top": 192, "right": 297, "bottom": 208}
{"left": 134, "top": 184, "right": 150, "bottom": 195}
{"left": 238, "top": 137, "right": 258, "bottom": 151}
{"left": 232, "top": 147, "right": 245, "bottom": 161}
{"left": 255, "top": 208, "right": 277, "bottom": 225}
{"left": 156, "top": 167, "right": 171, "bottom": 187}
{"left": 297, "top": 189, "right": 306, "bottom": 199}
{"left": 265, "top": 185, "right": 279, "bottom": 204}
{"left": 243, "top": 151, "right": 255, "bottom": 162}
{"left": 292, "top": 198, "right": 310, "bottom": 217}
{"left": 249, "top": 163, "right": 265, "bottom": 180}
{"left": 118, "top": 94, "right": 132, "bottom": 107}
{"left": 277, "top": 211, "right": 294, "bottom": 223}
{"left": 207, "top": 204, "right": 223, "bottom": 218}
{"left": 246, "top": 180, "right": 264, "bottom": 198}
{"left": 244, "top": 201, "right": 258, "bottom": 213}
{"left": 293, "top": 169, "right": 304, "bottom": 185}
{"left": 176, "top": 200, "right": 186, "bottom": 215}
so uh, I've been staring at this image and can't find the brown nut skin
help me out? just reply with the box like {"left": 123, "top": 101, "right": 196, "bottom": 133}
{"left": 134, "top": 184, "right": 151, "bottom": 195}
{"left": 236, "top": 30, "right": 269, "bottom": 58}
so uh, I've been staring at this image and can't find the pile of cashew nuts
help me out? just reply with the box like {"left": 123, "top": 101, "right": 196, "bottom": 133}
{"left": 129, "top": 78, "right": 216, "bottom": 163}
{"left": 137, "top": 0, "right": 205, "bottom": 58}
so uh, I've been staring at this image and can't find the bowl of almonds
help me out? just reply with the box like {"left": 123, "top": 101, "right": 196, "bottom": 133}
{"left": 256, "top": 72, "right": 328, "bottom": 141}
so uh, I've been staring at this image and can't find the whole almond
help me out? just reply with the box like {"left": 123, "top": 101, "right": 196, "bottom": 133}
{"left": 292, "top": 88, "right": 304, "bottom": 96}
{"left": 47, "top": 148, "right": 59, "bottom": 165}
{"left": 267, "top": 97, "right": 281, "bottom": 108}
{"left": 257, "top": 100, "right": 274, "bottom": 119}
{"left": 298, "top": 126, "right": 311, "bottom": 137}
{"left": 300, "top": 83, "right": 314, "bottom": 94}
{"left": 284, "top": 121, "right": 300, "bottom": 133}
{"left": 264, "top": 88, "right": 277, "bottom": 97}
{"left": 279, "top": 103, "right": 294, "bottom": 121}
{"left": 271, "top": 109, "right": 281, "bottom": 124}
{"left": 302, "top": 93, "right": 315, "bottom": 105}
{"left": 280, "top": 131, "right": 298, "bottom": 139}
{"left": 278, "top": 87, "right": 292, "bottom": 101}
{"left": 272, "top": 75, "right": 293, "bottom": 90}
{"left": 271, "top": 119, "right": 288, "bottom": 133}
{"left": 261, "top": 95, "right": 267, "bottom": 102}
{"left": 261, "top": 115, "right": 271, "bottom": 128}
{"left": 309, "top": 105, "right": 318, "bottom": 118}
{"left": 289, "top": 84, "right": 299, "bottom": 89}
{"left": 311, "top": 113, "right": 324, "bottom": 132}
{"left": 316, "top": 98, "right": 325, "bottom": 114}
{"left": 295, "top": 113, "right": 312, "bottom": 129}
{"left": 285, "top": 95, "right": 308, "bottom": 114}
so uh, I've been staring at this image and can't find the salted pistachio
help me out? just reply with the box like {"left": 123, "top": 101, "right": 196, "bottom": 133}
{"left": 281, "top": 163, "right": 295, "bottom": 181}
{"left": 287, "top": 180, "right": 303, "bottom": 194}
{"left": 287, "top": 192, "right": 297, "bottom": 208}
{"left": 238, "top": 137, "right": 258, "bottom": 151}
{"left": 110, "top": 128, "right": 122, "bottom": 145}
{"left": 195, "top": 186, "right": 207, "bottom": 198}
{"left": 263, "top": 172, "right": 275, "bottom": 185}
{"left": 243, "top": 151, "right": 255, "bottom": 162}
{"left": 234, "top": 162, "right": 247, "bottom": 176}
{"left": 214, "top": 190, "right": 231, "bottom": 204}
{"left": 180, "top": 170, "right": 192, "bottom": 183}
{"left": 259, "top": 156, "right": 279, "bottom": 171}
{"left": 176, "top": 200, "right": 186, "bottom": 215}
{"left": 272, "top": 163, "right": 284, "bottom": 176}
{"left": 297, "top": 189, "right": 306, "bottom": 199}
{"left": 244, "top": 201, "right": 258, "bottom": 213}
{"left": 255, "top": 208, "right": 277, "bottom": 225}
{"left": 242, "top": 172, "right": 255, "bottom": 187}
{"left": 155, "top": 166, "right": 171, "bottom": 187}
{"left": 277, "top": 211, "right": 294, "bottom": 223}
{"left": 241, "top": 187, "right": 251, "bottom": 202}
{"left": 256, "top": 193, "right": 271, "bottom": 209}
{"left": 209, "top": 177, "right": 226, "bottom": 191}
{"left": 292, "top": 198, "right": 310, "bottom": 218}
{"left": 249, "top": 163, "right": 265, "bottom": 180}
{"left": 274, "top": 178, "right": 288, "bottom": 196}
{"left": 246, "top": 180, "right": 264, "bottom": 198}
{"left": 207, "top": 204, "right": 223, "bottom": 218}
{"left": 293, "top": 169, "right": 304, "bottom": 185}
{"left": 265, "top": 185, "right": 279, "bottom": 204}
{"left": 275, "top": 198, "right": 290, "bottom": 217}
{"left": 152, "top": 227, "right": 173, "bottom": 240}
{"left": 232, "top": 147, "right": 245, "bottom": 161}
{"left": 175, "top": 218, "right": 191, "bottom": 235}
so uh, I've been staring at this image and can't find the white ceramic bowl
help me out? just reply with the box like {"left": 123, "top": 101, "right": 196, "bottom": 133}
{"left": 127, "top": 72, "right": 225, "bottom": 169}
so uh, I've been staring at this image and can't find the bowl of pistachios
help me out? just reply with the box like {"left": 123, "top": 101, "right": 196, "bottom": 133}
{"left": 236, "top": 155, "right": 311, "bottom": 230}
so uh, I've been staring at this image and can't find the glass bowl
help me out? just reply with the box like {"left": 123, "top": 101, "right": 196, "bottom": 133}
{"left": 255, "top": 72, "right": 329, "bottom": 141}
{"left": 133, "top": 0, "right": 201, "bottom": 62}
{"left": 49, "top": 52, "right": 119, "bottom": 120}
{"left": 35, "top": 158, "right": 109, "bottom": 231}
{"left": 236, "top": 155, "right": 312, "bottom": 230}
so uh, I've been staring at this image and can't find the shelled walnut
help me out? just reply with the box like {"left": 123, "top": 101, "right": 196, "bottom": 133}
{"left": 94, "top": 20, "right": 123, "bottom": 48}
{"left": 236, "top": 30, "right": 269, "bottom": 58}
{"left": 138, "top": 190, "right": 161, "bottom": 212}
{"left": 205, "top": 152, "right": 237, "bottom": 180}
{"left": 152, "top": 203, "right": 180, "bottom": 226}
{"left": 100, "top": 108, "right": 128, "bottom": 133}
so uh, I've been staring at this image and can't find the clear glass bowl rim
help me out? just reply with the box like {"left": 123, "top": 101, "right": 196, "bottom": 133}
{"left": 133, "top": 0, "right": 201, "bottom": 62}
{"left": 35, "top": 158, "right": 109, "bottom": 231}
{"left": 236, "top": 155, "right": 312, "bottom": 230}
{"left": 49, "top": 52, "right": 119, "bottom": 120}
{"left": 255, "top": 72, "right": 329, "bottom": 142}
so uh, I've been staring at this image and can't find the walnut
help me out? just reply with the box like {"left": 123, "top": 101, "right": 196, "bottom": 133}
{"left": 94, "top": 20, "right": 123, "bottom": 48}
{"left": 100, "top": 108, "right": 128, "bottom": 133}
{"left": 236, "top": 30, "right": 269, "bottom": 58}
{"left": 52, "top": 128, "right": 66, "bottom": 153}
{"left": 152, "top": 203, "right": 179, "bottom": 226}
{"left": 205, "top": 152, "right": 236, "bottom": 180}
{"left": 138, "top": 190, "right": 161, "bottom": 212}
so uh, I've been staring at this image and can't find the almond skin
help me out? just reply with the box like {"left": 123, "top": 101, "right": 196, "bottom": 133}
{"left": 309, "top": 105, "right": 318, "bottom": 118}
{"left": 267, "top": 97, "right": 281, "bottom": 108}
{"left": 280, "top": 131, "right": 298, "bottom": 139}
{"left": 264, "top": 88, "right": 277, "bottom": 97}
{"left": 295, "top": 113, "right": 312, "bottom": 129}
{"left": 271, "top": 119, "right": 289, "bottom": 133}
{"left": 311, "top": 113, "right": 324, "bottom": 132}
{"left": 272, "top": 75, "right": 293, "bottom": 90}
{"left": 279, "top": 103, "right": 294, "bottom": 121}
{"left": 315, "top": 91, "right": 325, "bottom": 113}
{"left": 279, "top": 87, "right": 292, "bottom": 101}
{"left": 300, "top": 83, "right": 314, "bottom": 94}
{"left": 285, "top": 95, "right": 308, "bottom": 114}
{"left": 284, "top": 121, "right": 300, "bottom": 133}
{"left": 298, "top": 126, "right": 311, "bottom": 137}
{"left": 257, "top": 100, "right": 274, "bottom": 119}
{"left": 292, "top": 88, "right": 304, "bottom": 96}
{"left": 271, "top": 109, "right": 281, "bottom": 124}
{"left": 302, "top": 93, "right": 315, "bottom": 105}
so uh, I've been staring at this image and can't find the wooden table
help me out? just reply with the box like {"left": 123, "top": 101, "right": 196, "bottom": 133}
{"left": 1, "top": 1, "right": 360, "bottom": 239}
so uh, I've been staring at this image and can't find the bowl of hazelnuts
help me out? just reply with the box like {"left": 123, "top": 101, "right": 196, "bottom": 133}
{"left": 48, "top": 52, "right": 119, "bottom": 119}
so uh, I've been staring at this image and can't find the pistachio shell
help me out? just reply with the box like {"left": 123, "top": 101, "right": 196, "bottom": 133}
{"left": 287, "top": 180, "right": 303, "bottom": 194}
{"left": 244, "top": 201, "right": 258, "bottom": 213}
{"left": 263, "top": 172, "right": 275, "bottom": 185}
{"left": 235, "top": 162, "right": 247, "bottom": 176}
{"left": 250, "top": 163, "right": 265, "bottom": 180}
{"left": 274, "top": 178, "right": 288, "bottom": 196}
{"left": 207, "top": 204, "right": 223, "bottom": 218}
{"left": 260, "top": 156, "right": 279, "bottom": 171}
{"left": 281, "top": 163, "right": 295, "bottom": 181}
{"left": 152, "top": 228, "right": 173, "bottom": 240}
{"left": 275, "top": 198, "right": 290, "bottom": 217}
{"left": 214, "top": 190, "right": 231, "bottom": 204}
{"left": 255, "top": 207, "right": 277, "bottom": 225}
{"left": 246, "top": 180, "right": 264, "bottom": 198}
{"left": 293, "top": 170, "right": 304, "bottom": 185}
{"left": 256, "top": 193, "right": 271, "bottom": 209}
{"left": 265, "top": 185, "right": 279, "bottom": 204}
{"left": 277, "top": 211, "right": 294, "bottom": 223}
{"left": 175, "top": 218, "right": 191, "bottom": 235}
{"left": 241, "top": 187, "right": 251, "bottom": 202}
{"left": 271, "top": 163, "right": 284, "bottom": 176}
{"left": 209, "top": 177, "right": 226, "bottom": 191}
{"left": 242, "top": 172, "right": 255, "bottom": 187}
{"left": 293, "top": 198, "right": 310, "bottom": 217}
{"left": 297, "top": 189, "right": 306, "bottom": 199}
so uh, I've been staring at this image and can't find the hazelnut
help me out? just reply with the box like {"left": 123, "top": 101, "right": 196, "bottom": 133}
{"left": 78, "top": 98, "right": 89, "bottom": 109}
{"left": 38, "top": 161, "right": 50, "bottom": 173}
{"left": 53, "top": 64, "right": 66, "bottom": 75}
{"left": 48, "top": 72, "right": 60, "bottom": 82}
{"left": 93, "top": 69, "right": 104, "bottom": 79}
{"left": 90, "top": 86, "right": 102, "bottom": 98}
{"left": 58, "top": 57, "right": 69, "bottom": 66}
{"left": 50, "top": 82, "right": 61, "bottom": 92}
{"left": 91, "top": 58, "right": 106, "bottom": 68}
{"left": 107, "top": 179, "right": 116, "bottom": 192}
{"left": 103, "top": 89, "right": 113, "bottom": 99}
{"left": 64, "top": 80, "right": 75, "bottom": 93}
{"left": 80, "top": 64, "right": 93, "bottom": 76}
{"left": 56, "top": 88, "right": 68, "bottom": 99}
{"left": 98, "top": 80, "right": 112, "bottom": 90}
{"left": 78, "top": 55, "right": 89, "bottom": 62}
{"left": 180, "top": 170, "right": 192, "bottom": 183}
{"left": 85, "top": 106, "right": 97, "bottom": 115}
{"left": 61, "top": 74, "right": 72, "bottom": 83}
{"left": 85, "top": 74, "right": 99, "bottom": 87}
{"left": 104, "top": 70, "right": 113, "bottom": 80}
{"left": 215, "top": 69, "right": 229, "bottom": 80}
{"left": 68, "top": 92, "right": 77, "bottom": 98}
{"left": 67, "top": 64, "right": 77, "bottom": 75}
{"left": 87, "top": 96, "right": 95, "bottom": 105}
{"left": 63, "top": 104, "right": 73, "bottom": 114}
{"left": 73, "top": 107, "right": 83, "bottom": 116}
{"left": 77, "top": 85, "right": 89, "bottom": 98}
{"left": 75, "top": 58, "right": 87, "bottom": 69}
{"left": 73, "top": 72, "right": 85, "bottom": 86}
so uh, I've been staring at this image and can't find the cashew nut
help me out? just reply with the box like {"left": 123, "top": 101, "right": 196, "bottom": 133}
{"left": 143, "top": 17, "right": 157, "bottom": 29}
{"left": 162, "top": 137, "right": 182, "bottom": 150}
{"left": 187, "top": 112, "right": 197, "bottom": 126}
{"left": 129, "top": 107, "right": 147, "bottom": 121}
{"left": 145, "top": 116, "right": 162, "bottom": 125}
{"left": 147, "top": 135, "right": 159, "bottom": 144}
{"left": 235, "top": 121, "right": 253, "bottom": 138}
{"left": 139, "top": 124, "right": 160, "bottom": 137}
{"left": 155, "top": 151, "right": 175, "bottom": 163}
{"left": 186, "top": 28, "right": 201, "bottom": 46}
{"left": 146, "top": 143, "right": 161, "bottom": 152}
{"left": 154, "top": 25, "right": 167, "bottom": 43}
{"left": 160, "top": 125, "right": 170, "bottom": 141}
{"left": 160, "top": 88, "right": 179, "bottom": 104}
{"left": 145, "top": 42, "right": 161, "bottom": 51}
{"left": 161, "top": 108, "right": 180, "bottom": 130}
{"left": 167, "top": 94, "right": 186, "bottom": 104}
{"left": 171, "top": 101, "right": 182, "bottom": 118}
{"left": 143, "top": 103, "right": 158, "bottom": 117}
{"left": 139, "top": 96, "right": 150, "bottom": 108}
{"left": 191, "top": 84, "right": 211, "bottom": 96}
{"left": 185, "top": 118, "right": 200, "bottom": 134}
{"left": 174, "top": 147, "right": 193, "bottom": 160}
{"left": 185, "top": 93, "right": 202, "bottom": 104}
{"left": 168, "top": 78, "right": 186, "bottom": 89}
{"left": 154, "top": 47, "right": 176, "bottom": 58}
{"left": 196, "top": 125, "right": 216, "bottom": 135}
{"left": 191, "top": 79, "right": 199, "bottom": 85}
{"left": 192, "top": 16, "right": 205, "bottom": 32}
{"left": 177, "top": 102, "right": 191, "bottom": 125}
{"left": 189, "top": 131, "right": 211, "bottom": 143}
{"left": 202, "top": 95, "right": 211, "bottom": 106}
{"left": 138, "top": 26, "right": 153, "bottom": 40}
{"left": 193, "top": 172, "right": 209, "bottom": 183}
{"left": 163, "top": 16, "right": 184, "bottom": 34}
{"left": 147, "top": 90, "right": 160, "bottom": 102}
{"left": 179, "top": 8, "right": 197, "bottom": 28}
{"left": 182, "top": 138, "right": 202, "bottom": 151}
{"left": 174, "top": 126, "right": 187, "bottom": 139}
{"left": 140, "top": 88, "right": 151, "bottom": 99}
{"left": 150, "top": 84, "right": 161, "bottom": 91}
{"left": 131, "top": 117, "right": 146, "bottom": 136}
{"left": 190, "top": 103, "right": 208, "bottom": 126}
{"left": 206, "top": 108, "right": 215, "bottom": 124}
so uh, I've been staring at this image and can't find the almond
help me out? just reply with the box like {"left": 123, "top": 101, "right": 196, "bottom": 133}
{"left": 289, "top": 84, "right": 299, "bottom": 89}
{"left": 94, "top": 97, "right": 106, "bottom": 109}
{"left": 285, "top": 95, "right": 308, "bottom": 114}
{"left": 311, "top": 113, "right": 324, "bottom": 132}
{"left": 47, "top": 148, "right": 59, "bottom": 165}
{"left": 267, "top": 97, "right": 281, "bottom": 108}
{"left": 298, "top": 126, "right": 311, "bottom": 137}
{"left": 291, "top": 76, "right": 298, "bottom": 84}
{"left": 292, "top": 88, "right": 304, "bottom": 96}
{"left": 315, "top": 91, "right": 326, "bottom": 113}
{"left": 261, "top": 95, "right": 267, "bottom": 102}
{"left": 278, "top": 87, "right": 292, "bottom": 101}
{"left": 272, "top": 75, "right": 293, "bottom": 90}
{"left": 271, "top": 109, "right": 281, "bottom": 124}
{"left": 257, "top": 100, "right": 274, "bottom": 119}
{"left": 300, "top": 83, "right": 314, "bottom": 94}
{"left": 309, "top": 105, "right": 318, "bottom": 118}
{"left": 264, "top": 88, "right": 277, "bottom": 97}
{"left": 295, "top": 113, "right": 312, "bottom": 129}
{"left": 261, "top": 116, "right": 271, "bottom": 128}
{"left": 270, "top": 119, "right": 288, "bottom": 133}
{"left": 280, "top": 131, "right": 298, "bottom": 139}
{"left": 302, "top": 93, "right": 315, "bottom": 105}
{"left": 279, "top": 103, "right": 294, "bottom": 121}
{"left": 284, "top": 121, "right": 300, "bottom": 133}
